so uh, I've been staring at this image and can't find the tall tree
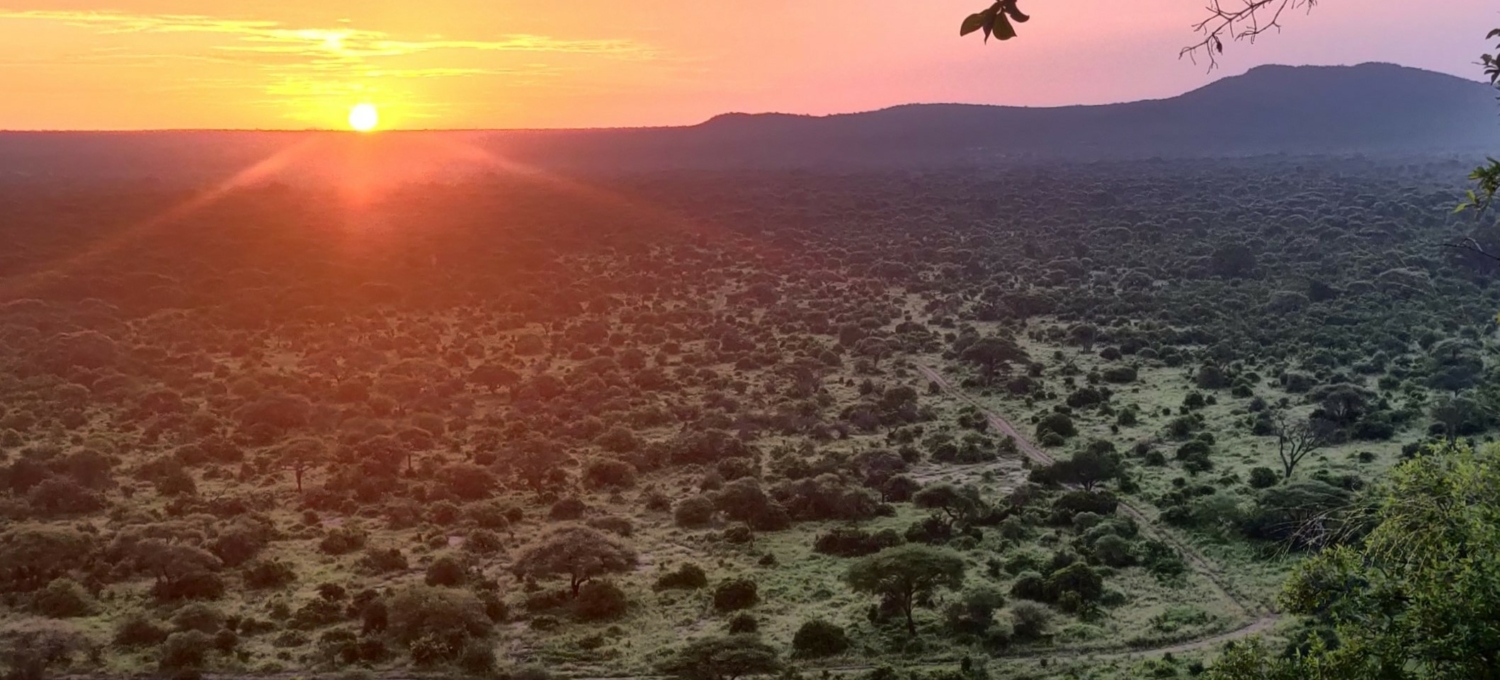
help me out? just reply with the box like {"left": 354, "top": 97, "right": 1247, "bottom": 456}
{"left": 846, "top": 545, "right": 966, "bottom": 635}
{"left": 279, "top": 438, "right": 324, "bottom": 493}
{"left": 512, "top": 526, "right": 637, "bottom": 597}
{"left": 958, "top": 336, "right": 1027, "bottom": 384}
{"left": 1271, "top": 411, "right": 1331, "bottom": 481}
{"left": 911, "top": 484, "right": 986, "bottom": 530}
{"left": 1035, "top": 448, "right": 1124, "bottom": 491}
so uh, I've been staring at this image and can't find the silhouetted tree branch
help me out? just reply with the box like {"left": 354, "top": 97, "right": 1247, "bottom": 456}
{"left": 960, "top": 0, "right": 1318, "bottom": 70}
{"left": 1444, "top": 238, "right": 1500, "bottom": 264}
{"left": 1181, "top": 0, "right": 1318, "bottom": 70}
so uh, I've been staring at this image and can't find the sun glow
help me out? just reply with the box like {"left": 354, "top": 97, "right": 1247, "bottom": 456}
{"left": 348, "top": 103, "right": 379, "bottom": 132}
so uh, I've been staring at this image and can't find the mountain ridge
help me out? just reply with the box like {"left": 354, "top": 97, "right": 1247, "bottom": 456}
{"left": 696, "top": 62, "right": 1488, "bottom": 124}
{"left": 0, "top": 62, "right": 1496, "bottom": 181}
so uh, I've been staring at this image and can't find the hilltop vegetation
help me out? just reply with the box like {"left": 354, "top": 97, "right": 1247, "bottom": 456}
{"left": 0, "top": 155, "right": 1494, "bottom": 680}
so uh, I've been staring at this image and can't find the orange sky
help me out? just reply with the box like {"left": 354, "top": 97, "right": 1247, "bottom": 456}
{"left": 0, "top": 0, "right": 1491, "bottom": 130}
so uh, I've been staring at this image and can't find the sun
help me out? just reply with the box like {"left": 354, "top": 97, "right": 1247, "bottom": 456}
{"left": 348, "top": 103, "right": 379, "bottom": 132}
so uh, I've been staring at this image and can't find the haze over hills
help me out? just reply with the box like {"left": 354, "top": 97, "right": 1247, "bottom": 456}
{"left": 1, "top": 62, "right": 1496, "bottom": 182}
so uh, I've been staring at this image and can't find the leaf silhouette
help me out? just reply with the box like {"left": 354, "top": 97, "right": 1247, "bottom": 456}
{"left": 960, "top": 12, "right": 989, "bottom": 37}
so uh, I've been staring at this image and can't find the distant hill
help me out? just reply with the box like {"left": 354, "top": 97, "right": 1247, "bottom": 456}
{"left": 503, "top": 62, "right": 1498, "bottom": 167}
{"left": 1, "top": 62, "right": 1497, "bottom": 181}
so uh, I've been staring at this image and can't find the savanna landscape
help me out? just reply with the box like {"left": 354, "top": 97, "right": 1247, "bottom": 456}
{"left": 1, "top": 149, "right": 1496, "bottom": 680}
{"left": 1, "top": 3, "right": 1499, "bottom": 680}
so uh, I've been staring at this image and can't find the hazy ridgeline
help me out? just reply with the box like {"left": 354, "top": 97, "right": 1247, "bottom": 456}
{"left": 3, "top": 63, "right": 1498, "bottom": 187}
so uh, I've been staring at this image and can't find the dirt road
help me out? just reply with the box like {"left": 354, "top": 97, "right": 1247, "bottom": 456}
{"left": 915, "top": 364, "right": 1278, "bottom": 634}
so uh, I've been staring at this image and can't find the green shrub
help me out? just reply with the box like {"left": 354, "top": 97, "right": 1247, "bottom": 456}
{"left": 114, "top": 614, "right": 170, "bottom": 648}
{"left": 673, "top": 496, "right": 715, "bottom": 527}
{"left": 1141, "top": 541, "right": 1187, "bottom": 579}
{"left": 387, "top": 586, "right": 491, "bottom": 647}
{"left": 1248, "top": 467, "right": 1279, "bottom": 489}
{"left": 424, "top": 554, "right": 470, "bottom": 587}
{"left": 31, "top": 578, "right": 93, "bottom": 618}
{"left": 1045, "top": 563, "right": 1104, "bottom": 604}
{"left": 722, "top": 524, "right": 754, "bottom": 544}
{"left": 654, "top": 564, "right": 708, "bottom": 591}
{"left": 242, "top": 559, "right": 296, "bottom": 589}
{"left": 523, "top": 590, "right": 571, "bottom": 613}
{"left": 946, "top": 585, "right": 1006, "bottom": 635}
{"left": 290, "top": 598, "right": 344, "bottom": 630}
{"left": 583, "top": 458, "right": 638, "bottom": 489}
{"left": 464, "top": 530, "right": 504, "bottom": 555}
{"left": 1091, "top": 535, "right": 1136, "bottom": 568}
{"left": 727, "top": 613, "right": 758, "bottom": 634}
{"left": 814, "top": 527, "right": 903, "bottom": 557}
{"left": 318, "top": 526, "right": 368, "bottom": 556}
{"left": 357, "top": 548, "right": 409, "bottom": 574}
{"left": 152, "top": 571, "right": 225, "bottom": 602}
{"left": 1010, "top": 571, "right": 1046, "bottom": 602}
{"left": 458, "top": 642, "right": 497, "bottom": 675}
{"left": 712, "top": 579, "right": 758, "bottom": 612}
{"left": 160, "top": 631, "right": 211, "bottom": 670}
{"left": 574, "top": 581, "right": 629, "bottom": 622}
{"left": 1009, "top": 601, "right": 1052, "bottom": 640}
{"left": 792, "top": 619, "right": 850, "bottom": 658}
{"left": 171, "top": 603, "right": 225, "bottom": 634}
{"left": 587, "top": 515, "right": 634, "bottom": 537}
{"left": 548, "top": 497, "right": 587, "bottom": 521}
{"left": 408, "top": 633, "right": 460, "bottom": 666}
{"left": 467, "top": 502, "right": 512, "bottom": 531}
{"left": 1036, "top": 413, "right": 1077, "bottom": 439}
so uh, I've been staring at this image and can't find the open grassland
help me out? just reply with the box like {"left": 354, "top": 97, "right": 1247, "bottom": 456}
{"left": 0, "top": 156, "right": 1495, "bottom": 680}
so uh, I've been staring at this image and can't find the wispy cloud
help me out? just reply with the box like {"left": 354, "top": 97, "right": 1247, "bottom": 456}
{"left": 0, "top": 8, "right": 661, "bottom": 124}
{"left": 0, "top": 10, "right": 654, "bottom": 60}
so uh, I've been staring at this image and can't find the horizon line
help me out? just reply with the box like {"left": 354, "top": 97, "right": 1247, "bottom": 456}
{"left": 0, "top": 61, "right": 1478, "bottom": 135}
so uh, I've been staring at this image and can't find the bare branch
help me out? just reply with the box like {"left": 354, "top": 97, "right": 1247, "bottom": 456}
{"left": 1273, "top": 410, "right": 1331, "bottom": 481}
{"left": 1443, "top": 239, "right": 1500, "bottom": 264}
{"left": 1181, "top": 0, "right": 1318, "bottom": 70}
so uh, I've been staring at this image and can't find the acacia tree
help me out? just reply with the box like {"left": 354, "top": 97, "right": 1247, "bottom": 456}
{"left": 958, "top": 336, "right": 1027, "bottom": 384}
{"left": 1272, "top": 411, "right": 1331, "bottom": 481}
{"left": 1037, "top": 448, "right": 1124, "bottom": 491}
{"left": 911, "top": 484, "right": 986, "bottom": 530}
{"left": 279, "top": 438, "right": 324, "bottom": 493}
{"left": 512, "top": 526, "right": 637, "bottom": 597}
{"left": 846, "top": 545, "right": 966, "bottom": 635}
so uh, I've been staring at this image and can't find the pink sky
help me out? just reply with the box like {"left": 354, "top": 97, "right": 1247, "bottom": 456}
{"left": 0, "top": 0, "right": 1492, "bottom": 130}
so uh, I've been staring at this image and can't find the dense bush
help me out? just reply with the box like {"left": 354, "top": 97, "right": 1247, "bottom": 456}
{"left": 655, "top": 564, "right": 709, "bottom": 591}
{"left": 574, "top": 581, "right": 629, "bottom": 621}
{"left": 243, "top": 559, "right": 296, "bottom": 589}
{"left": 114, "top": 614, "right": 170, "bottom": 648}
{"left": 791, "top": 619, "right": 850, "bottom": 658}
{"left": 813, "top": 527, "right": 903, "bottom": 557}
{"left": 712, "top": 579, "right": 758, "bottom": 612}
{"left": 673, "top": 496, "right": 716, "bottom": 528}
{"left": 386, "top": 586, "right": 491, "bottom": 648}
{"left": 30, "top": 578, "right": 93, "bottom": 618}
{"left": 160, "top": 631, "right": 212, "bottom": 669}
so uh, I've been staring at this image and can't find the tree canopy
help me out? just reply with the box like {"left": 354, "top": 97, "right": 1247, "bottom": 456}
{"left": 512, "top": 525, "right": 637, "bottom": 597}
{"left": 1208, "top": 444, "right": 1500, "bottom": 678}
{"left": 846, "top": 545, "right": 967, "bottom": 635}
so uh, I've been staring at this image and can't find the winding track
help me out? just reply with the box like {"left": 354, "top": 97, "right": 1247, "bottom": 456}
{"left": 914, "top": 365, "right": 1281, "bottom": 646}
